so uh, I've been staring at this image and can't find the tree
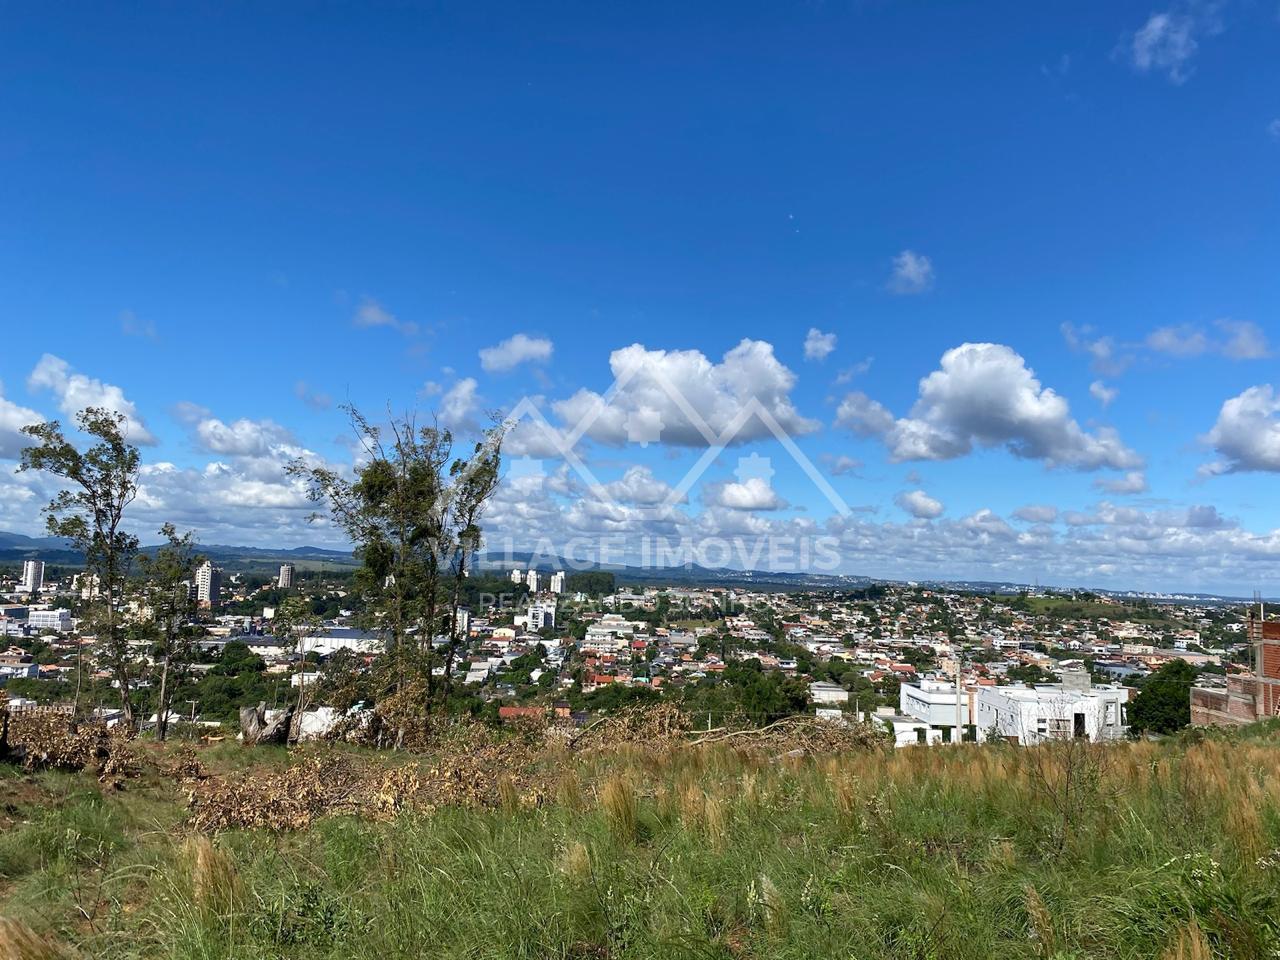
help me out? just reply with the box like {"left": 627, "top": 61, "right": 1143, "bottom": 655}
{"left": 20, "top": 408, "right": 141, "bottom": 725}
{"left": 1128, "top": 659, "right": 1196, "bottom": 735}
{"left": 136, "top": 524, "right": 202, "bottom": 741}
{"left": 291, "top": 407, "right": 453, "bottom": 702}
{"left": 1006, "top": 663, "right": 1056, "bottom": 685}
{"left": 290, "top": 406, "right": 503, "bottom": 727}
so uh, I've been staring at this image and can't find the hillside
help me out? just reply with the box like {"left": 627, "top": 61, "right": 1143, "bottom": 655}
{"left": 2, "top": 714, "right": 1279, "bottom": 959}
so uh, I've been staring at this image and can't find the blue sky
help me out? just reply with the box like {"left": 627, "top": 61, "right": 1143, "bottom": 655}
{"left": 1, "top": 1, "right": 1278, "bottom": 594}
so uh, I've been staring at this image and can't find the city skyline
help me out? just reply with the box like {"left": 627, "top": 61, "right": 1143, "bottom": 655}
{"left": 2, "top": 2, "right": 1279, "bottom": 595}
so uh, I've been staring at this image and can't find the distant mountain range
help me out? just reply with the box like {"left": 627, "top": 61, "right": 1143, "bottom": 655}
{"left": 0, "top": 530, "right": 359, "bottom": 573}
{"left": 0, "top": 531, "right": 1270, "bottom": 603}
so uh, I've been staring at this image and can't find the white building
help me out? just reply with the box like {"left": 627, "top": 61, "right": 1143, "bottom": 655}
{"left": 899, "top": 679, "right": 973, "bottom": 733}
{"left": 278, "top": 564, "right": 295, "bottom": 589}
{"left": 296, "top": 627, "right": 383, "bottom": 658}
{"left": 550, "top": 571, "right": 565, "bottom": 594}
{"left": 510, "top": 568, "right": 523, "bottom": 584}
{"left": 809, "top": 681, "right": 850, "bottom": 705}
{"left": 28, "top": 608, "right": 72, "bottom": 633}
{"left": 525, "top": 569, "right": 539, "bottom": 593}
{"left": 19, "top": 560, "right": 44, "bottom": 595}
{"left": 518, "top": 600, "right": 556, "bottom": 632}
{"left": 974, "top": 674, "right": 1129, "bottom": 744}
{"left": 73, "top": 572, "right": 102, "bottom": 600}
{"left": 195, "top": 561, "right": 222, "bottom": 609}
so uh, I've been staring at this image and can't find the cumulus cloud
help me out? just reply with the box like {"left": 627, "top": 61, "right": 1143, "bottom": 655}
{"left": 1094, "top": 470, "right": 1149, "bottom": 495}
{"left": 1090, "top": 380, "right": 1118, "bottom": 407}
{"left": 549, "top": 339, "right": 819, "bottom": 447}
{"left": 803, "top": 328, "right": 837, "bottom": 361}
{"left": 1201, "top": 384, "right": 1280, "bottom": 474}
{"left": 27, "top": 354, "right": 156, "bottom": 444}
{"left": 895, "top": 489, "right": 944, "bottom": 519}
{"left": 479, "top": 333, "right": 554, "bottom": 372}
{"left": 353, "top": 297, "right": 417, "bottom": 336}
{"left": 0, "top": 382, "right": 44, "bottom": 460}
{"left": 887, "top": 250, "right": 934, "bottom": 295}
{"left": 194, "top": 417, "right": 297, "bottom": 457}
{"left": 595, "top": 466, "right": 686, "bottom": 506}
{"left": 704, "top": 477, "right": 787, "bottom": 511}
{"left": 1014, "top": 504, "right": 1059, "bottom": 523}
{"left": 439, "top": 378, "right": 481, "bottom": 431}
{"left": 835, "top": 343, "right": 1143, "bottom": 471}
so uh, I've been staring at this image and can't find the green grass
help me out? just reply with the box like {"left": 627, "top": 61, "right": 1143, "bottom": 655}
{"left": 4, "top": 731, "right": 1280, "bottom": 958}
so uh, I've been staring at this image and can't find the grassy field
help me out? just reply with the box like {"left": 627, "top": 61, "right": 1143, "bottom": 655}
{"left": 1006, "top": 596, "right": 1193, "bottom": 630}
{"left": 3, "top": 725, "right": 1280, "bottom": 959}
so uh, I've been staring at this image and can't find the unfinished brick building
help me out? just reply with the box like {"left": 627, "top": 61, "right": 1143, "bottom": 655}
{"left": 1191, "top": 615, "right": 1280, "bottom": 726}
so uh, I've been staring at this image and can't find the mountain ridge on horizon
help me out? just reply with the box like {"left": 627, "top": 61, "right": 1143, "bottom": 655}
{"left": 0, "top": 530, "right": 1269, "bottom": 603}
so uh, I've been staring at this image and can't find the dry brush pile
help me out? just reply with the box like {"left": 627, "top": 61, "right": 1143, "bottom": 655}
{"left": 0, "top": 710, "right": 139, "bottom": 783}
{"left": 187, "top": 720, "right": 556, "bottom": 832}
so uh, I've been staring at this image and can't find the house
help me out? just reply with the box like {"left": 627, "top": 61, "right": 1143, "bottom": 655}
{"left": 974, "top": 673, "right": 1129, "bottom": 744}
{"left": 809, "top": 681, "right": 849, "bottom": 705}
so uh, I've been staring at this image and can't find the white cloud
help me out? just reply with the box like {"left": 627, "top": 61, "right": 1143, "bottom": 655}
{"left": 1094, "top": 470, "right": 1149, "bottom": 495}
{"left": 1128, "top": 10, "right": 1200, "bottom": 83}
{"left": 119, "top": 309, "right": 158, "bottom": 340}
{"left": 1201, "top": 384, "right": 1280, "bottom": 474}
{"left": 596, "top": 466, "right": 686, "bottom": 506}
{"left": 895, "top": 489, "right": 944, "bottom": 519}
{"left": 550, "top": 339, "right": 819, "bottom": 447}
{"left": 803, "top": 328, "right": 837, "bottom": 361}
{"left": 821, "top": 454, "right": 863, "bottom": 477}
{"left": 27, "top": 354, "right": 156, "bottom": 444}
{"left": 0, "top": 382, "right": 44, "bottom": 460}
{"left": 194, "top": 417, "right": 297, "bottom": 457}
{"left": 705, "top": 477, "right": 787, "bottom": 511}
{"left": 833, "top": 392, "right": 897, "bottom": 439}
{"left": 1013, "top": 504, "right": 1058, "bottom": 523}
{"left": 353, "top": 297, "right": 417, "bottom": 336}
{"left": 836, "top": 343, "right": 1143, "bottom": 471}
{"left": 479, "top": 334, "right": 554, "bottom": 372}
{"left": 1090, "top": 380, "right": 1118, "bottom": 407}
{"left": 1061, "top": 323, "right": 1129, "bottom": 376}
{"left": 1217, "top": 319, "right": 1271, "bottom": 360}
{"left": 887, "top": 250, "right": 934, "bottom": 295}
{"left": 1270, "top": 119, "right": 1280, "bottom": 141}
{"left": 293, "top": 381, "right": 333, "bottom": 410}
{"left": 440, "top": 378, "right": 481, "bottom": 431}
{"left": 1146, "top": 324, "right": 1209, "bottom": 356}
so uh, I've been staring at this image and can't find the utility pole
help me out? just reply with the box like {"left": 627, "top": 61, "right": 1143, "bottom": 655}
{"left": 955, "top": 644, "right": 963, "bottom": 743}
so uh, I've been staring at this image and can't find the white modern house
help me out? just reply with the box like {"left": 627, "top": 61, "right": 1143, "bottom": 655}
{"left": 974, "top": 676, "right": 1129, "bottom": 744}
{"left": 898, "top": 671, "right": 1129, "bottom": 745}
{"left": 900, "top": 678, "right": 971, "bottom": 732}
